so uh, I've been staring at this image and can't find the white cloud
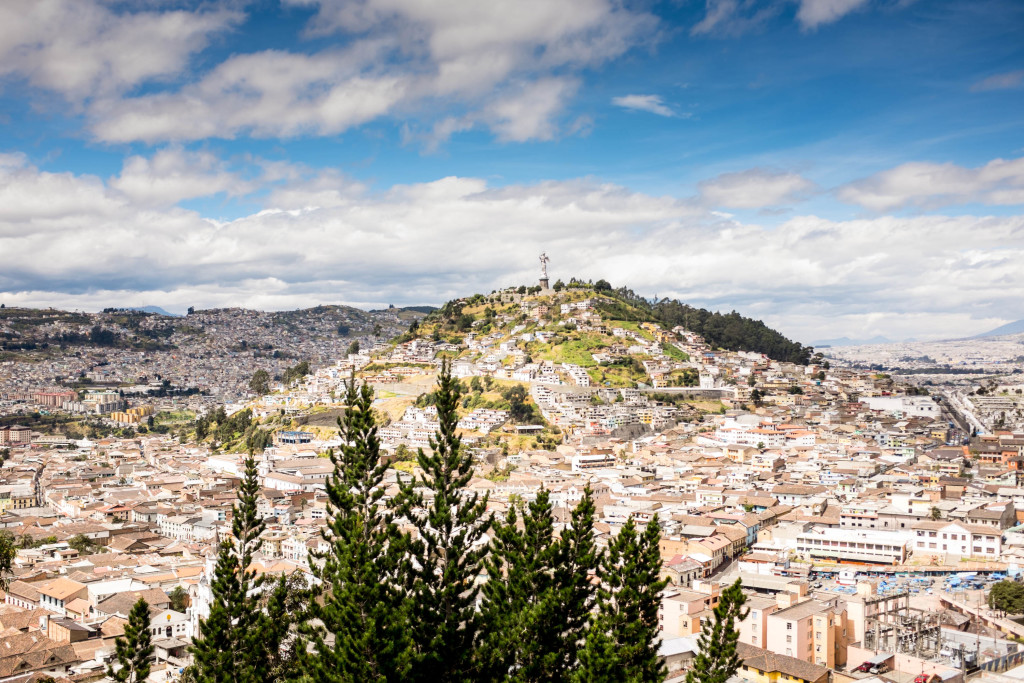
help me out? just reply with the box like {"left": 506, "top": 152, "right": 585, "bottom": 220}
{"left": 795, "top": 0, "right": 872, "bottom": 30}
{"left": 2, "top": 156, "right": 1024, "bottom": 343}
{"left": 110, "top": 147, "right": 254, "bottom": 205}
{"left": 837, "top": 157, "right": 1024, "bottom": 211}
{"left": 0, "top": 0, "right": 240, "bottom": 102}
{"left": 90, "top": 46, "right": 411, "bottom": 143}
{"left": 691, "top": 0, "right": 780, "bottom": 37}
{"left": 88, "top": 0, "right": 657, "bottom": 144}
{"left": 698, "top": 168, "right": 816, "bottom": 208}
{"left": 484, "top": 78, "right": 580, "bottom": 142}
{"left": 612, "top": 94, "right": 676, "bottom": 117}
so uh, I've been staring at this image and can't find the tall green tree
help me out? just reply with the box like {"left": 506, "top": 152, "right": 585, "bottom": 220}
{"left": 549, "top": 487, "right": 602, "bottom": 678}
{"left": 108, "top": 598, "right": 154, "bottom": 683}
{"left": 189, "top": 452, "right": 271, "bottom": 683}
{"left": 480, "top": 489, "right": 557, "bottom": 681}
{"left": 397, "top": 360, "right": 492, "bottom": 682}
{"left": 575, "top": 516, "right": 668, "bottom": 683}
{"left": 302, "top": 377, "right": 411, "bottom": 683}
{"left": 263, "top": 573, "right": 310, "bottom": 682}
{"left": 686, "top": 578, "right": 748, "bottom": 683}
{"left": 480, "top": 486, "right": 601, "bottom": 682}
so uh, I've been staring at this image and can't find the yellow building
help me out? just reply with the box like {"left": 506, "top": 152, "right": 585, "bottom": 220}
{"left": 737, "top": 643, "right": 830, "bottom": 683}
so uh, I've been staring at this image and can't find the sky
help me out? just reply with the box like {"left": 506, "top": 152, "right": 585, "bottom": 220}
{"left": 0, "top": 0, "right": 1023, "bottom": 345}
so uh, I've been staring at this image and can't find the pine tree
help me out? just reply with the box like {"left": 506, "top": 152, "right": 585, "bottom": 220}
{"left": 302, "top": 376, "right": 411, "bottom": 683}
{"left": 263, "top": 573, "right": 310, "bottom": 682}
{"left": 189, "top": 451, "right": 270, "bottom": 683}
{"left": 686, "top": 578, "right": 748, "bottom": 683}
{"left": 396, "top": 360, "right": 492, "bottom": 682}
{"left": 480, "top": 489, "right": 556, "bottom": 681}
{"left": 108, "top": 598, "right": 154, "bottom": 683}
{"left": 575, "top": 515, "right": 668, "bottom": 683}
{"left": 549, "top": 486, "right": 601, "bottom": 679}
{"left": 480, "top": 487, "right": 600, "bottom": 682}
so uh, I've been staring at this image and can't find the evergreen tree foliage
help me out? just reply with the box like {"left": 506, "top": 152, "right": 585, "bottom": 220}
{"left": 549, "top": 486, "right": 602, "bottom": 678}
{"left": 576, "top": 516, "right": 668, "bottom": 683}
{"left": 480, "top": 489, "right": 557, "bottom": 681}
{"left": 302, "top": 376, "right": 411, "bottom": 683}
{"left": 263, "top": 573, "right": 310, "bottom": 682}
{"left": 686, "top": 578, "right": 749, "bottom": 683}
{"left": 396, "top": 360, "right": 492, "bottom": 682}
{"left": 108, "top": 598, "right": 154, "bottom": 683}
{"left": 189, "top": 452, "right": 271, "bottom": 683}
{"left": 481, "top": 487, "right": 601, "bottom": 682}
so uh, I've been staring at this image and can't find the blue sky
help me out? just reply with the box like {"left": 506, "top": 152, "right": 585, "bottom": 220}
{"left": 0, "top": 0, "right": 1022, "bottom": 344}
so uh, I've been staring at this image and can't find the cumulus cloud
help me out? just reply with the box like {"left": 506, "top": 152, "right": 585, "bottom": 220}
{"left": 0, "top": 0, "right": 240, "bottom": 102}
{"left": 837, "top": 157, "right": 1024, "bottom": 211}
{"left": 2, "top": 155, "right": 1024, "bottom": 342}
{"left": 110, "top": 147, "right": 254, "bottom": 205}
{"left": 795, "top": 0, "right": 872, "bottom": 30}
{"left": 698, "top": 168, "right": 816, "bottom": 208}
{"left": 612, "top": 94, "right": 676, "bottom": 117}
{"left": 971, "top": 70, "right": 1024, "bottom": 92}
{"left": 88, "top": 0, "right": 658, "bottom": 144}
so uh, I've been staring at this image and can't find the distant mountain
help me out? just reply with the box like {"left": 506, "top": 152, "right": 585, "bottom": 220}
{"left": 973, "top": 319, "right": 1024, "bottom": 338}
{"left": 813, "top": 335, "right": 894, "bottom": 347}
{"left": 129, "top": 306, "right": 180, "bottom": 317}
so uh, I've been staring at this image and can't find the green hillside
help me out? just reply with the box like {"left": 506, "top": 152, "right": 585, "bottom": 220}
{"left": 412, "top": 280, "right": 812, "bottom": 365}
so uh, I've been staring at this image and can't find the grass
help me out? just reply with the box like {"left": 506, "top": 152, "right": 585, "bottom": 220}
{"left": 611, "top": 320, "right": 655, "bottom": 341}
{"left": 663, "top": 344, "right": 690, "bottom": 362}
{"left": 535, "top": 332, "right": 609, "bottom": 367}
{"left": 587, "top": 365, "right": 644, "bottom": 388}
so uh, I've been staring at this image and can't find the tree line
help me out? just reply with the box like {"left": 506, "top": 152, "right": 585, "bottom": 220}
{"left": 183, "top": 362, "right": 671, "bottom": 682}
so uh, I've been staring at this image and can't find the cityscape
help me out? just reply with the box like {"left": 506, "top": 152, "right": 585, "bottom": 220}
{"left": 1, "top": 1, "right": 1023, "bottom": 683}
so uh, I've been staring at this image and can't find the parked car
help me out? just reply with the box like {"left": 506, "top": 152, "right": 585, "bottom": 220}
{"left": 856, "top": 662, "right": 873, "bottom": 673}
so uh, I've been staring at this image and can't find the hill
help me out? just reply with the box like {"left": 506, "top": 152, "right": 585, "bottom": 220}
{"left": 411, "top": 281, "right": 813, "bottom": 366}
{"left": 0, "top": 303, "right": 424, "bottom": 358}
{"left": 973, "top": 319, "right": 1024, "bottom": 338}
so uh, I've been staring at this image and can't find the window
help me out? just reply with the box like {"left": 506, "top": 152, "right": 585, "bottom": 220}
{"left": 787, "top": 622, "right": 793, "bottom": 630}
{"left": 787, "top": 635, "right": 792, "bottom": 643}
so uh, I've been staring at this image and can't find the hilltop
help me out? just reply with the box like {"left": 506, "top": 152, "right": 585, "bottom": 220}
{"left": 405, "top": 280, "right": 812, "bottom": 368}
